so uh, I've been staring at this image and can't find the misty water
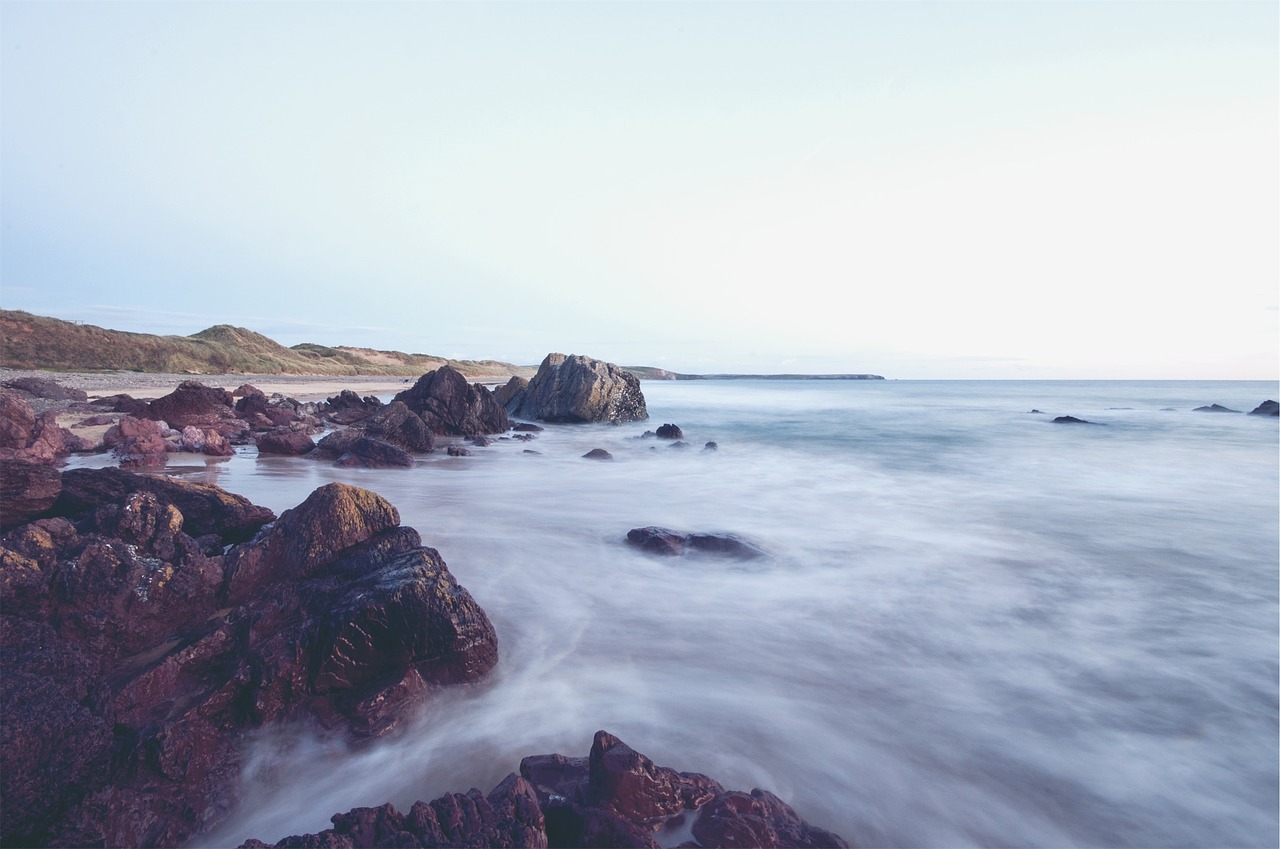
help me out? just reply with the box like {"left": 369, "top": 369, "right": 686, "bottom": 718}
{"left": 176, "top": 380, "right": 1277, "bottom": 848}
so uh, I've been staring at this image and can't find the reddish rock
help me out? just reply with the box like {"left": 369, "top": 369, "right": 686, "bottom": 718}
{"left": 359, "top": 400, "right": 436, "bottom": 452}
{"left": 0, "top": 391, "right": 36, "bottom": 449}
{"left": 393, "top": 366, "right": 510, "bottom": 436}
{"left": 148, "top": 381, "right": 236, "bottom": 428}
{"left": 0, "top": 460, "right": 61, "bottom": 530}
{"left": 2, "top": 376, "right": 88, "bottom": 402}
{"left": 691, "top": 789, "right": 849, "bottom": 848}
{"left": 625, "top": 526, "right": 686, "bottom": 556}
{"left": 104, "top": 415, "right": 169, "bottom": 466}
{"left": 256, "top": 427, "right": 317, "bottom": 456}
{"left": 335, "top": 437, "right": 415, "bottom": 469}
{"left": 322, "top": 390, "right": 384, "bottom": 425}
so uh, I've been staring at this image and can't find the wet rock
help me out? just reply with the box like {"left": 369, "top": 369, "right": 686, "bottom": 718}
{"left": 469, "top": 435, "right": 494, "bottom": 446}
{"left": 583, "top": 448, "right": 614, "bottom": 461}
{"left": 242, "top": 730, "right": 845, "bottom": 849}
{"left": 148, "top": 381, "right": 244, "bottom": 436}
{"left": 99, "top": 393, "right": 154, "bottom": 416}
{"left": 322, "top": 390, "right": 385, "bottom": 426}
{"left": 0, "top": 460, "right": 61, "bottom": 529}
{"left": 2, "top": 474, "right": 498, "bottom": 848}
{"left": 668, "top": 440, "right": 690, "bottom": 449}
{"left": 0, "top": 392, "right": 37, "bottom": 450}
{"left": 512, "top": 422, "right": 544, "bottom": 432}
{"left": 256, "top": 426, "right": 317, "bottom": 456}
{"left": 493, "top": 375, "right": 530, "bottom": 409}
{"left": 627, "top": 527, "right": 765, "bottom": 560}
{"left": 393, "top": 366, "right": 510, "bottom": 436}
{"left": 507, "top": 353, "right": 648, "bottom": 424}
{"left": 655, "top": 423, "right": 683, "bottom": 439}
{"left": 703, "top": 441, "right": 718, "bottom": 451}
{"left": 334, "top": 436, "right": 415, "bottom": 469}
{"left": 1248, "top": 400, "right": 1278, "bottom": 416}
{"left": 236, "top": 388, "right": 314, "bottom": 431}
{"left": 1192, "top": 404, "right": 1240, "bottom": 413}
{"left": 446, "top": 444, "right": 472, "bottom": 457}
{"left": 104, "top": 415, "right": 170, "bottom": 466}
{"left": 314, "top": 427, "right": 363, "bottom": 458}
{"left": 359, "top": 400, "right": 435, "bottom": 452}
{"left": 1052, "top": 416, "right": 1093, "bottom": 424}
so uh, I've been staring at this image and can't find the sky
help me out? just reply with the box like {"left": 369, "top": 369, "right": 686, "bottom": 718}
{"left": 1, "top": 1, "right": 1276, "bottom": 379}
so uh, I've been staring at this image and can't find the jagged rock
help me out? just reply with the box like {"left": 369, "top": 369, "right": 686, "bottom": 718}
{"left": 0, "top": 460, "right": 61, "bottom": 529}
{"left": 1, "top": 475, "right": 497, "bottom": 848}
{"left": 1192, "top": 404, "right": 1240, "bottom": 413}
{"left": 0, "top": 391, "right": 36, "bottom": 450}
{"left": 256, "top": 427, "right": 317, "bottom": 456}
{"left": 655, "top": 423, "right": 683, "bottom": 439}
{"left": 583, "top": 448, "right": 613, "bottom": 461}
{"left": 52, "top": 467, "right": 275, "bottom": 544}
{"left": 359, "top": 400, "right": 436, "bottom": 452}
{"left": 0, "top": 393, "right": 81, "bottom": 464}
{"left": 2, "top": 376, "right": 88, "bottom": 402}
{"left": 393, "top": 366, "right": 510, "bottom": 436}
{"left": 1248, "top": 400, "right": 1278, "bottom": 416}
{"left": 236, "top": 388, "right": 313, "bottom": 430}
{"left": 507, "top": 353, "right": 648, "bottom": 424}
{"left": 494, "top": 376, "right": 529, "bottom": 409}
{"left": 447, "top": 444, "right": 472, "bottom": 457}
{"left": 241, "top": 731, "right": 846, "bottom": 849}
{"left": 103, "top": 415, "right": 170, "bottom": 466}
{"left": 322, "top": 390, "right": 385, "bottom": 425}
{"left": 148, "top": 381, "right": 243, "bottom": 436}
{"left": 627, "top": 527, "right": 766, "bottom": 560}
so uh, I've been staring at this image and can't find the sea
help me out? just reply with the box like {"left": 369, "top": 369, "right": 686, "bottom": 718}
{"left": 167, "top": 379, "right": 1278, "bottom": 848}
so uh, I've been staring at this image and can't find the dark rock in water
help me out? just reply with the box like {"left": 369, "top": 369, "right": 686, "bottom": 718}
{"left": 0, "top": 460, "right": 61, "bottom": 529}
{"left": 655, "top": 423, "right": 683, "bottom": 439}
{"left": 704, "top": 441, "right": 718, "bottom": 451}
{"left": 103, "top": 415, "right": 169, "bottom": 466}
{"left": 446, "top": 444, "right": 472, "bottom": 457}
{"left": 255, "top": 426, "right": 316, "bottom": 456}
{"left": 322, "top": 390, "right": 384, "bottom": 425}
{"left": 507, "top": 353, "right": 648, "bottom": 424}
{"left": 99, "top": 393, "right": 153, "bottom": 416}
{"left": 627, "top": 527, "right": 765, "bottom": 560}
{"left": 314, "top": 427, "right": 362, "bottom": 458}
{"left": 241, "top": 730, "right": 846, "bottom": 849}
{"left": 513, "top": 433, "right": 536, "bottom": 442}
{"left": 583, "top": 448, "right": 614, "bottom": 461}
{"left": 394, "top": 366, "right": 510, "bottom": 436}
{"left": 334, "top": 437, "right": 415, "bottom": 469}
{"left": 668, "top": 440, "right": 690, "bottom": 449}
{"left": 1029, "top": 409, "right": 1044, "bottom": 414}
{"left": 469, "top": 435, "right": 494, "bottom": 446}
{"left": 493, "top": 375, "right": 530, "bottom": 409}
{"left": 523, "top": 449, "right": 541, "bottom": 455}
{"left": 1193, "top": 404, "right": 1240, "bottom": 413}
{"left": 1053, "top": 416, "right": 1093, "bottom": 424}
{"left": 359, "top": 400, "right": 436, "bottom": 452}
{"left": 2, "top": 376, "right": 88, "bottom": 402}
{"left": 235, "top": 387, "right": 316, "bottom": 431}
{"left": 1, "top": 475, "right": 497, "bottom": 848}
{"left": 512, "top": 422, "right": 544, "bottom": 432}
{"left": 1248, "top": 400, "right": 1279, "bottom": 416}
{"left": 147, "top": 381, "right": 244, "bottom": 437}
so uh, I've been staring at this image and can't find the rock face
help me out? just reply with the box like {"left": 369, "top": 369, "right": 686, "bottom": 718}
{"left": 0, "top": 459, "right": 61, "bottom": 529}
{"left": 0, "top": 475, "right": 497, "bottom": 848}
{"left": 360, "top": 400, "right": 437, "bottom": 452}
{"left": 147, "top": 380, "right": 246, "bottom": 437}
{"left": 241, "top": 730, "right": 848, "bottom": 849}
{"left": 626, "top": 526, "right": 766, "bottom": 560}
{"left": 322, "top": 390, "right": 385, "bottom": 426}
{"left": 394, "top": 366, "right": 510, "bottom": 436}
{"left": 0, "top": 392, "right": 80, "bottom": 464}
{"left": 506, "top": 353, "right": 649, "bottom": 424}
{"left": 1248, "top": 400, "right": 1279, "bottom": 416}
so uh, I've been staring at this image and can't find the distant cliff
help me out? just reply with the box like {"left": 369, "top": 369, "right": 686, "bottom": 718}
{"left": 0, "top": 310, "right": 532, "bottom": 379}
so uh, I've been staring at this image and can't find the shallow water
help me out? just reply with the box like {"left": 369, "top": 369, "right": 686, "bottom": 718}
{"left": 178, "top": 380, "right": 1278, "bottom": 848}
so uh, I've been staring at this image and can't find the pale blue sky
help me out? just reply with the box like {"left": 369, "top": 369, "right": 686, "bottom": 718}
{"left": 2, "top": 1, "right": 1276, "bottom": 378}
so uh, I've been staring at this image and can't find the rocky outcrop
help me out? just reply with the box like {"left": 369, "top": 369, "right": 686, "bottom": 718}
{"left": 1192, "top": 404, "right": 1240, "bottom": 413}
{"left": 255, "top": 426, "right": 317, "bottom": 455}
{"left": 1, "top": 475, "right": 497, "bottom": 848}
{"left": 1, "top": 376, "right": 88, "bottom": 402}
{"left": 1248, "top": 400, "right": 1278, "bottom": 416}
{"left": 239, "top": 731, "right": 848, "bottom": 849}
{"left": 506, "top": 354, "right": 648, "bottom": 424}
{"left": 494, "top": 376, "right": 529, "bottom": 409}
{"left": 627, "top": 527, "right": 766, "bottom": 560}
{"left": 321, "top": 390, "right": 385, "bottom": 425}
{"left": 0, "top": 459, "right": 61, "bottom": 529}
{"left": 359, "top": 400, "right": 436, "bottom": 452}
{"left": 0, "top": 392, "right": 81, "bottom": 464}
{"left": 393, "top": 366, "right": 510, "bottom": 436}
{"left": 235, "top": 386, "right": 320, "bottom": 432}
{"left": 147, "top": 380, "right": 247, "bottom": 438}
{"left": 316, "top": 430, "right": 416, "bottom": 468}
{"left": 103, "top": 415, "right": 170, "bottom": 466}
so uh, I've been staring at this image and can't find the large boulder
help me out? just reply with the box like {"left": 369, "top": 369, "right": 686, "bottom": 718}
{"left": 147, "top": 381, "right": 248, "bottom": 439}
{"left": 103, "top": 415, "right": 170, "bottom": 466}
{"left": 240, "top": 730, "right": 848, "bottom": 849}
{"left": 393, "top": 366, "right": 510, "bottom": 436}
{"left": 0, "top": 460, "right": 61, "bottom": 529}
{"left": 0, "top": 393, "right": 80, "bottom": 464}
{"left": 255, "top": 426, "right": 316, "bottom": 456}
{"left": 321, "top": 390, "right": 385, "bottom": 425}
{"left": 506, "top": 353, "right": 648, "bottom": 424}
{"left": 626, "top": 526, "right": 766, "bottom": 560}
{"left": 1, "top": 475, "right": 498, "bottom": 848}
{"left": 359, "top": 400, "right": 436, "bottom": 452}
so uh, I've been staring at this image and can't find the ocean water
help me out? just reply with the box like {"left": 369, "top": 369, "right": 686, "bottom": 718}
{"left": 179, "top": 380, "right": 1278, "bottom": 848}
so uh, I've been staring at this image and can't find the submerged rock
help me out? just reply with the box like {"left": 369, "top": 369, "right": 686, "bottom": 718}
{"left": 1193, "top": 404, "right": 1240, "bottom": 413}
{"left": 655, "top": 423, "right": 683, "bottom": 439}
{"left": 583, "top": 448, "right": 614, "bottom": 461}
{"left": 239, "top": 730, "right": 847, "bottom": 849}
{"left": 626, "top": 526, "right": 766, "bottom": 560}
{"left": 1248, "top": 400, "right": 1278, "bottom": 416}
{"left": 507, "top": 353, "right": 648, "bottom": 424}
{"left": 359, "top": 400, "right": 436, "bottom": 452}
{"left": 1052, "top": 415, "right": 1094, "bottom": 425}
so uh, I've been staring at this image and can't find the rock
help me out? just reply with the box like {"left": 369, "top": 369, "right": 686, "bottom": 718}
{"left": 148, "top": 381, "right": 243, "bottom": 435}
{"left": 103, "top": 415, "right": 170, "bottom": 466}
{"left": 668, "top": 440, "right": 690, "bottom": 449}
{"left": 2, "top": 474, "right": 498, "bottom": 848}
{"left": 512, "top": 422, "right": 544, "bottom": 432}
{"left": 583, "top": 448, "right": 614, "bottom": 460}
{"left": 1248, "top": 400, "right": 1278, "bottom": 416}
{"left": 321, "top": 390, "right": 385, "bottom": 426}
{"left": 235, "top": 389, "right": 312, "bottom": 430}
{"left": 334, "top": 437, "right": 415, "bottom": 469}
{"left": 627, "top": 527, "right": 766, "bottom": 560}
{"left": 446, "top": 444, "right": 472, "bottom": 457}
{"left": 703, "top": 441, "right": 718, "bottom": 451}
{"left": 469, "top": 436, "right": 494, "bottom": 446}
{"left": 52, "top": 467, "right": 275, "bottom": 544}
{"left": 256, "top": 427, "right": 316, "bottom": 456}
{"left": 1052, "top": 416, "right": 1093, "bottom": 424}
{"left": 655, "top": 423, "right": 683, "bottom": 439}
{"left": 1192, "top": 404, "right": 1240, "bottom": 413}
{"left": 359, "top": 400, "right": 435, "bottom": 452}
{"left": 99, "top": 393, "right": 154, "bottom": 417}
{"left": 493, "top": 376, "right": 530, "bottom": 409}
{"left": 314, "top": 428, "right": 363, "bottom": 458}
{"left": 0, "top": 391, "right": 36, "bottom": 450}
{"left": 507, "top": 353, "right": 648, "bottom": 424}
{"left": 393, "top": 366, "right": 510, "bottom": 436}
{"left": 2, "top": 376, "right": 88, "bottom": 402}
{"left": 243, "top": 730, "right": 845, "bottom": 849}
{"left": 0, "top": 460, "right": 61, "bottom": 529}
